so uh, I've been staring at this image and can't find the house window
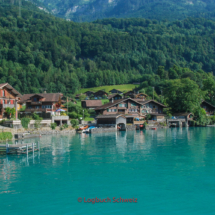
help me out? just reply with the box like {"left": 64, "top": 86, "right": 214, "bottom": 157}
{"left": 36, "top": 106, "right": 40, "bottom": 109}
{"left": 131, "top": 102, "right": 137, "bottom": 107}
{"left": 8, "top": 100, "right": 10, "bottom": 104}
{"left": 119, "top": 104, "right": 126, "bottom": 107}
{"left": 3, "top": 100, "right": 5, "bottom": 104}
{"left": 2, "top": 90, "right": 5, "bottom": 97}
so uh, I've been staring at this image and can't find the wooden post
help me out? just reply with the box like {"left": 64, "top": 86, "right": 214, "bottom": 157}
{"left": 37, "top": 141, "right": 40, "bottom": 151}
{"left": 6, "top": 143, "right": 9, "bottom": 154}
{"left": 32, "top": 143, "right": 34, "bottom": 156}
{"left": 26, "top": 144, "right": 28, "bottom": 155}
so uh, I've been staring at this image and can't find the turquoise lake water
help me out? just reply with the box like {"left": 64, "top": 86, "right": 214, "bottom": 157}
{"left": 1, "top": 127, "right": 215, "bottom": 215}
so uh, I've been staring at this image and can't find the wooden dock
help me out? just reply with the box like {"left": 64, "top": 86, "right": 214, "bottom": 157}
{"left": 0, "top": 142, "right": 40, "bottom": 155}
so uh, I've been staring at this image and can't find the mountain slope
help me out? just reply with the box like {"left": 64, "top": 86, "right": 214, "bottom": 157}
{"left": 37, "top": 0, "right": 215, "bottom": 22}
{"left": 0, "top": 1, "right": 215, "bottom": 96}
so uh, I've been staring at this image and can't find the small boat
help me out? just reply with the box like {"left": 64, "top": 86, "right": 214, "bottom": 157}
{"left": 78, "top": 125, "right": 89, "bottom": 131}
{"left": 85, "top": 126, "right": 96, "bottom": 133}
{"left": 151, "top": 127, "right": 157, "bottom": 130}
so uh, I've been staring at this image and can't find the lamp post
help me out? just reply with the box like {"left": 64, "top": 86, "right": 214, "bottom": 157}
{"left": 83, "top": 110, "right": 84, "bottom": 121}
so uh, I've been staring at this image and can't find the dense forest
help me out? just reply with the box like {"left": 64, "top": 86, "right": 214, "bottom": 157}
{"left": 0, "top": 1, "right": 215, "bottom": 100}
{"left": 37, "top": 0, "right": 215, "bottom": 22}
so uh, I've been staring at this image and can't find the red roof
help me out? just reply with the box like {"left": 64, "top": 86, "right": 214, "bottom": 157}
{"left": 0, "top": 83, "right": 22, "bottom": 97}
{"left": 82, "top": 100, "right": 102, "bottom": 107}
{"left": 19, "top": 93, "right": 62, "bottom": 104}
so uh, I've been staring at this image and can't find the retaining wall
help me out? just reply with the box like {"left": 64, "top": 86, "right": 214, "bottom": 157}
{"left": 91, "top": 127, "right": 116, "bottom": 134}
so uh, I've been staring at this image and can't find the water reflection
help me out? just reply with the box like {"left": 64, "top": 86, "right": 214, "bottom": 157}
{"left": 0, "top": 128, "right": 215, "bottom": 194}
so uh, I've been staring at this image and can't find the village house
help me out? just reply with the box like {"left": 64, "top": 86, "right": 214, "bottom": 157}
{"left": 19, "top": 93, "right": 70, "bottom": 125}
{"left": 0, "top": 83, "right": 22, "bottom": 119}
{"left": 201, "top": 101, "right": 215, "bottom": 116}
{"left": 109, "top": 89, "right": 123, "bottom": 94}
{"left": 94, "top": 90, "right": 107, "bottom": 98}
{"left": 19, "top": 93, "right": 64, "bottom": 114}
{"left": 95, "top": 98, "right": 166, "bottom": 124}
{"left": 134, "top": 93, "right": 148, "bottom": 100}
{"left": 108, "top": 94, "right": 123, "bottom": 102}
{"left": 123, "top": 90, "right": 140, "bottom": 98}
{"left": 84, "top": 91, "right": 95, "bottom": 97}
{"left": 81, "top": 100, "right": 102, "bottom": 109}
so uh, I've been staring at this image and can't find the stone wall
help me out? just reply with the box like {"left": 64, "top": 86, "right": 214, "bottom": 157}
{"left": 126, "top": 125, "right": 136, "bottom": 131}
{"left": 91, "top": 127, "right": 116, "bottom": 134}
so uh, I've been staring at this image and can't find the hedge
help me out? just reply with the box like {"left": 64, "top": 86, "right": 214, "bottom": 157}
{"left": 0, "top": 132, "right": 13, "bottom": 141}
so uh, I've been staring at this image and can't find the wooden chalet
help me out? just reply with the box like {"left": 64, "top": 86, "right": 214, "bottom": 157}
{"left": 19, "top": 93, "right": 64, "bottom": 113}
{"left": 81, "top": 100, "right": 102, "bottom": 109}
{"left": 109, "top": 89, "right": 123, "bottom": 94}
{"left": 95, "top": 98, "right": 166, "bottom": 123}
{"left": 201, "top": 101, "right": 215, "bottom": 116}
{"left": 134, "top": 93, "right": 148, "bottom": 100}
{"left": 84, "top": 91, "right": 95, "bottom": 97}
{"left": 94, "top": 90, "right": 107, "bottom": 98}
{"left": 0, "top": 83, "right": 22, "bottom": 119}
{"left": 108, "top": 94, "right": 123, "bottom": 102}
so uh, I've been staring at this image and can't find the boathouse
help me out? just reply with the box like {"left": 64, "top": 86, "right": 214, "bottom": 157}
{"left": 96, "top": 114, "right": 126, "bottom": 130}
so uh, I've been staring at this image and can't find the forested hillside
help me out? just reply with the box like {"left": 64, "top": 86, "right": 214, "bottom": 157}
{"left": 0, "top": 2, "right": 215, "bottom": 97}
{"left": 37, "top": 0, "right": 215, "bottom": 22}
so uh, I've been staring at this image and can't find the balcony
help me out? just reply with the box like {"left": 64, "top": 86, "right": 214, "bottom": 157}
{"left": 0, "top": 104, "right": 15, "bottom": 109}
{"left": 25, "top": 108, "right": 52, "bottom": 112}
{"left": 31, "top": 101, "right": 42, "bottom": 105}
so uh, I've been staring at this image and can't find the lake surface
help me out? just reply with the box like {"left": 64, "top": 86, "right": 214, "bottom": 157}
{"left": 0, "top": 127, "right": 215, "bottom": 215}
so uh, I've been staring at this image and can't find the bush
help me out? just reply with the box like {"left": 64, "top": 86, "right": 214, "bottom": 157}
{"left": 61, "top": 112, "right": 67, "bottom": 116}
{"left": 63, "top": 124, "right": 68, "bottom": 129}
{"left": 32, "top": 113, "right": 43, "bottom": 120}
{"left": 5, "top": 107, "right": 15, "bottom": 118}
{"left": 68, "top": 112, "right": 78, "bottom": 119}
{"left": 0, "top": 132, "right": 13, "bottom": 141}
{"left": 51, "top": 123, "right": 57, "bottom": 130}
{"left": 211, "top": 115, "right": 215, "bottom": 124}
{"left": 0, "top": 120, "right": 5, "bottom": 125}
{"left": 145, "top": 114, "right": 151, "bottom": 120}
{"left": 34, "top": 120, "right": 42, "bottom": 129}
{"left": 21, "top": 117, "right": 31, "bottom": 129}
{"left": 71, "top": 119, "right": 78, "bottom": 127}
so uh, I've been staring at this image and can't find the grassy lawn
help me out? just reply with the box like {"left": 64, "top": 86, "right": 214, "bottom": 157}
{"left": 102, "top": 99, "right": 109, "bottom": 104}
{"left": 77, "top": 84, "right": 139, "bottom": 94}
{"left": 84, "top": 117, "right": 95, "bottom": 121}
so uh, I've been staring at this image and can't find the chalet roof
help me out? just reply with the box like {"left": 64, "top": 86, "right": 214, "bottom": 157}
{"left": 124, "top": 90, "right": 134, "bottom": 94}
{"left": 19, "top": 93, "right": 62, "bottom": 104}
{"left": 95, "top": 90, "right": 106, "bottom": 93}
{"left": 108, "top": 93, "right": 123, "bottom": 100}
{"left": 201, "top": 101, "right": 215, "bottom": 108}
{"left": 0, "top": 83, "right": 22, "bottom": 97}
{"left": 96, "top": 114, "right": 126, "bottom": 119}
{"left": 133, "top": 99, "right": 167, "bottom": 107}
{"left": 109, "top": 89, "right": 123, "bottom": 93}
{"left": 95, "top": 98, "right": 143, "bottom": 110}
{"left": 135, "top": 93, "right": 148, "bottom": 97}
{"left": 82, "top": 100, "right": 102, "bottom": 107}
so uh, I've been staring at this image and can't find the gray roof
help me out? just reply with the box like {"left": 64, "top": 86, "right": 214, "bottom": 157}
{"left": 96, "top": 114, "right": 125, "bottom": 119}
{"left": 95, "top": 98, "right": 143, "bottom": 110}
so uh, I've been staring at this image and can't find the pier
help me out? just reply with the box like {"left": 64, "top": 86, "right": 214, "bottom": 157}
{"left": 0, "top": 142, "right": 40, "bottom": 155}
